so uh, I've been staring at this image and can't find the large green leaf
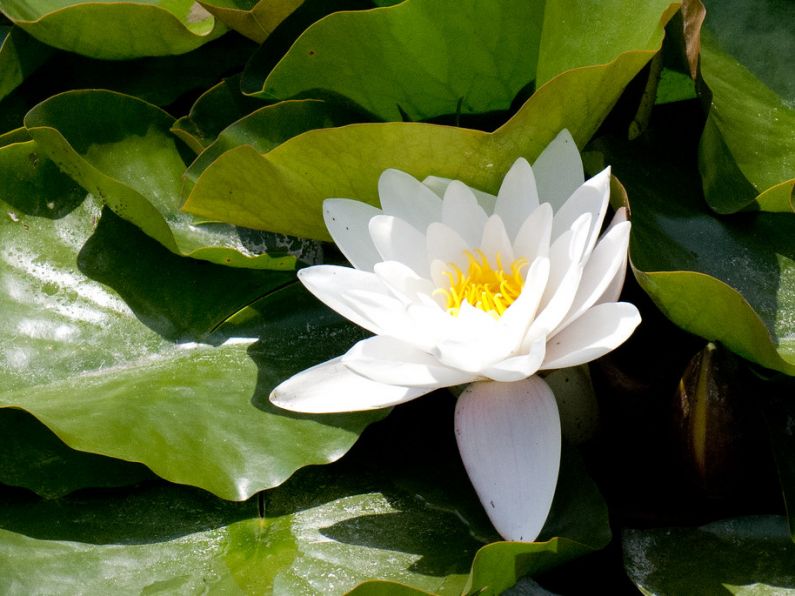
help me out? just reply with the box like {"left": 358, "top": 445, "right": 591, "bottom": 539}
{"left": 624, "top": 516, "right": 795, "bottom": 594}
{"left": 254, "top": 0, "right": 545, "bottom": 121}
{"left": 0, "top": 392, "right": 610, "bottom": 594}
{"left": 0, "top": 152, "right": 384, "bottom": 499}
{"left": 0, "top": 0, "right": 226, "bottom": 59}
{"left": 697, "top": 0, "right": 795, "bottom": 213}
{"left": 198, "top": 0, "right": 303, "bottom": 43}
{"left": 184, "top": 0, "right": 678, "bottom": 240}
{"left": 0, "top": 408, "right": 153, "bottom": 499}
{"left": 24, "top": 90, "right": 297, "bottom": 269}
{"left": 591, "top": 110, "right": 795, "bottom": 375}
{"left": 0, "top": 26, "right": 52, "bottom": 101}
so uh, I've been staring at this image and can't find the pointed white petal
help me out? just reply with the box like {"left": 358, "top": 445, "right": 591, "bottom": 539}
{"left": 323, "top": 199, "right": 382, "bottom": 271}
{"left": 298, "top": 266, "right": 392, "bottom": 335}
{"left": 455, "top": 376, "right": 561, "bottom": 542}
{"left": 596, "top": 208, "right": 629, "bottom": 305}
{"left": 541, "top": 213, "right": 591, "bottom": 304}
{"left": 441, "top": 181, "right": 489, "bottom": 247}
{"left": 532, "top": 129, "right": 584, "bottom": 212}
{"left": 494, "top": 158, "right": 540, "bottom": 241}
{"left": 523, "top": 264, "right": 583, "bottom": 351}
{"left": 426, "top": 222, "right": 471, "bottom": 272}
{"left": 551, "top": 167, "right": 611, "bottom": 259}
{"left": 373, "top": 260, "right": 436, "bottom": 304}
{"left": 270, "top": 357, "right": 430, "bottom": 413}
{"left": 541, "top": 302, "right": 641, "bottom": 369}
{"left": 513, "top": 203, "right": 553, "bottom": 264}
{"left": 342, "top": 336, "right": 476, "bottom": 387}
{"left": 554, "top": 220, "right": 631, "bottom": 332}
{"left": 422, "top": 175, "right": 497, "bottom": 213}
{"left": 480, "top": 215, "right": 515, "bottom": 267}
{"left": 379, "top": 169, "right": 442, "bottom": 231}
{"left": 369, "top": 215, "right": 430, "bottom": 278}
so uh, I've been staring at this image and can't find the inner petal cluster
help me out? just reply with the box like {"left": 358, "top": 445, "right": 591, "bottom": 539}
{"left": 435, "top": 250, "right": 528, "bottom": 318}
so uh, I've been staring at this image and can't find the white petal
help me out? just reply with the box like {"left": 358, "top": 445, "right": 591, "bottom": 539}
{"left": 523, "top": 264, "right": 583, "bottom": 351}
{"left": 455, "top": 376, "right": 561, "bottom": 542}
{"left": 426, "top": 222, "right": 471, "bottom": 272}
{"left": 541, "top": 302, "right": 641, "bottom": 369}
{"left": 596, "top": 208, "right": 629, "bottom": 305}
{"left": 374, "top": 260, "right": 436, "bottom": 304}
{"left": 423, "top": 175, "right": 497, "bottom": 213}
{"left": 541, "top": 212, "right": 591, "bottom": 304}
{"left": 482, "top": 337, "right": 546, "bottom": 382}
{"left": 298, "top": 266, "right": 392, "bottom": 335}
{"left": 323, "top": 199, "right": 382, "bottom": 271}
{"left": 480, "top": 215, "right": 514, "bottom": 267}
{"left": 441, "top": 181, "right": 489, "bottom": 247}
{"left": 532, "top": 129, "right": 584, "bottom": 212}
{"left": 369, "top": 215, "right": 430, "bottom": 278}
{"left": 513, "top": 202, "right": 553, "bottom": 263}
{"left": 342, "top": 336, "right": 476, "bottom": 387}
{"left": 494, "top": 157, "right": 540, "bottom": 241}
{"left": 554, "top": 220, "right": 631, "bottom": 333}
{"left": 378, "top": 169, "right": 442, "bottom": 231}
{"left": 551, "top": 167, "right": 611, "bottom": 259}
{"left": 270, "top": 357, "right": 430, "bottom": 413}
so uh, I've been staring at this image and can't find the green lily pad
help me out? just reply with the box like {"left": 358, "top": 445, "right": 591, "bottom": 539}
{"left": 0, "top": 0, "right": 226, "bottom": 59}
{"left": 591, "top": 109, "right": 795, "bottom": 375}
{"left": 198, "top": 0, "right": 304, "bottom": 43}
{"left": 254, "top": 0, "right": 545, "bottom": 121}
{"left": 0, "top": 26, "right": 53, "bottom": 102}
{"left": 172, "top": 75, "right": 265, "bottom": 153}
{"left": 0, "top": 391, "right": 610, "bottom": 594}
{"left": 182, "top": 99, "right": 363, "bottom": 195}
{"left": 624, "top": 516, "right": 795, "bottom": 594}
{"left": 24, "top": 89, "right": 297, "bottom": 269}
{"left": 0, "top": 408, "right": 154, "bottom": 499}
{"left": 0, "top": 157, "right": 384, "bottom": 499}
{"left": 697, "top": 0, "right": 795, "bottom": 213}
{"left": 184, "top": 0, "right": 678, "bottom": 240}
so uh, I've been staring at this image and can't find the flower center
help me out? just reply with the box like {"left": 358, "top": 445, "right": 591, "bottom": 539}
{"left": 435, "top": 250, "right": 528, "bottom": 318}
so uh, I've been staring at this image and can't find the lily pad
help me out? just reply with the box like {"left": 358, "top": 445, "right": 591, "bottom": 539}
{"left": 0, "top": 26, "right": 53, "bottom": 101}
{"left": 0, "top": 0, "right": 226, "bottom": 60}
{"left": 172, "top": 75, "right": 265, "bottom": 153}
{"left": 591, "top": 108, "right": 795, "bottom": 375}
{"left": 198, "top": 0, "right": 304, "bottom": 43}
{"left": 0, "top": 391, "right": 610, "bottom": 594}
{"left": 0, "top": 408, "right": 154, "bottom": 499}
{"left": 697, "top": 0, "right": 795, "bottom": 213}
{"left": 624, "top": 516, "right": 795, "bottom": 594}
{"left": 24, "top": 89, "right": 297, "bottom": 269}
{"left": 182, "top": 99, "right": 363, "bottom": 194}
{"left": 0, "top": 160, "right": 384, "bottom": 499}
{"left": 184, "top": 0, "right": 678, "bottom": 240}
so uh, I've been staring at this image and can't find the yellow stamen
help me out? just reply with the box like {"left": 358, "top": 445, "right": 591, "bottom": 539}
{"left": 434, "top": 251, "right": 528, "bottom": 319}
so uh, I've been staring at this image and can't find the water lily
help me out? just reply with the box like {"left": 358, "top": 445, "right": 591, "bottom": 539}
{"left": 270, "top": 130, "right": 640, "bottom": 542}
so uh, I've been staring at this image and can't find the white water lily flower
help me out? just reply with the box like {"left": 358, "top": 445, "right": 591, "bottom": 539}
{"left": 270, "top": 130, "right": 640, "bottom": 542}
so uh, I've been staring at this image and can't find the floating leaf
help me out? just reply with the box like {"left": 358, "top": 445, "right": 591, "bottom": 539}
{"left": 24, "top": 89, "right": 296, "bottom": 269}
{"left": 0, "top": 165, "right": 383, "bottom": 499}
{"left": 198, "top": 0, "right": 304, "bottom": 44}
{"left": 697, "top": 0, "right": 795, "bottom": 213}
{"left": 592, "top": 109, "right": 795, "bottom": 375}
{"left": 0, "top": 409, "right": 153, "bottom": 499}
{"left": 624, "top": 516, "right": 795, "bottom": 593}
{"left": 0, "top": 0, "right": 226, "bottom": 60}
{"left": 185, "top": 0, "right": 679, "bottom": 240}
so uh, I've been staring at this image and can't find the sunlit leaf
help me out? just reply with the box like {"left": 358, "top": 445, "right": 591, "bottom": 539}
{"left": 185, "top": 0, "right": 678, "bottom": 240}
{"left": 198, "top": 0, "right": 303, "bottom": 43}
{"left": 0, "top": 26, "right": 53, "bottom": 102}
{"left": 24, "top": 90, "right": 297, "bottom": 269}
{"left": 0, "top": 0, "right": 226, "bottom": 59}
